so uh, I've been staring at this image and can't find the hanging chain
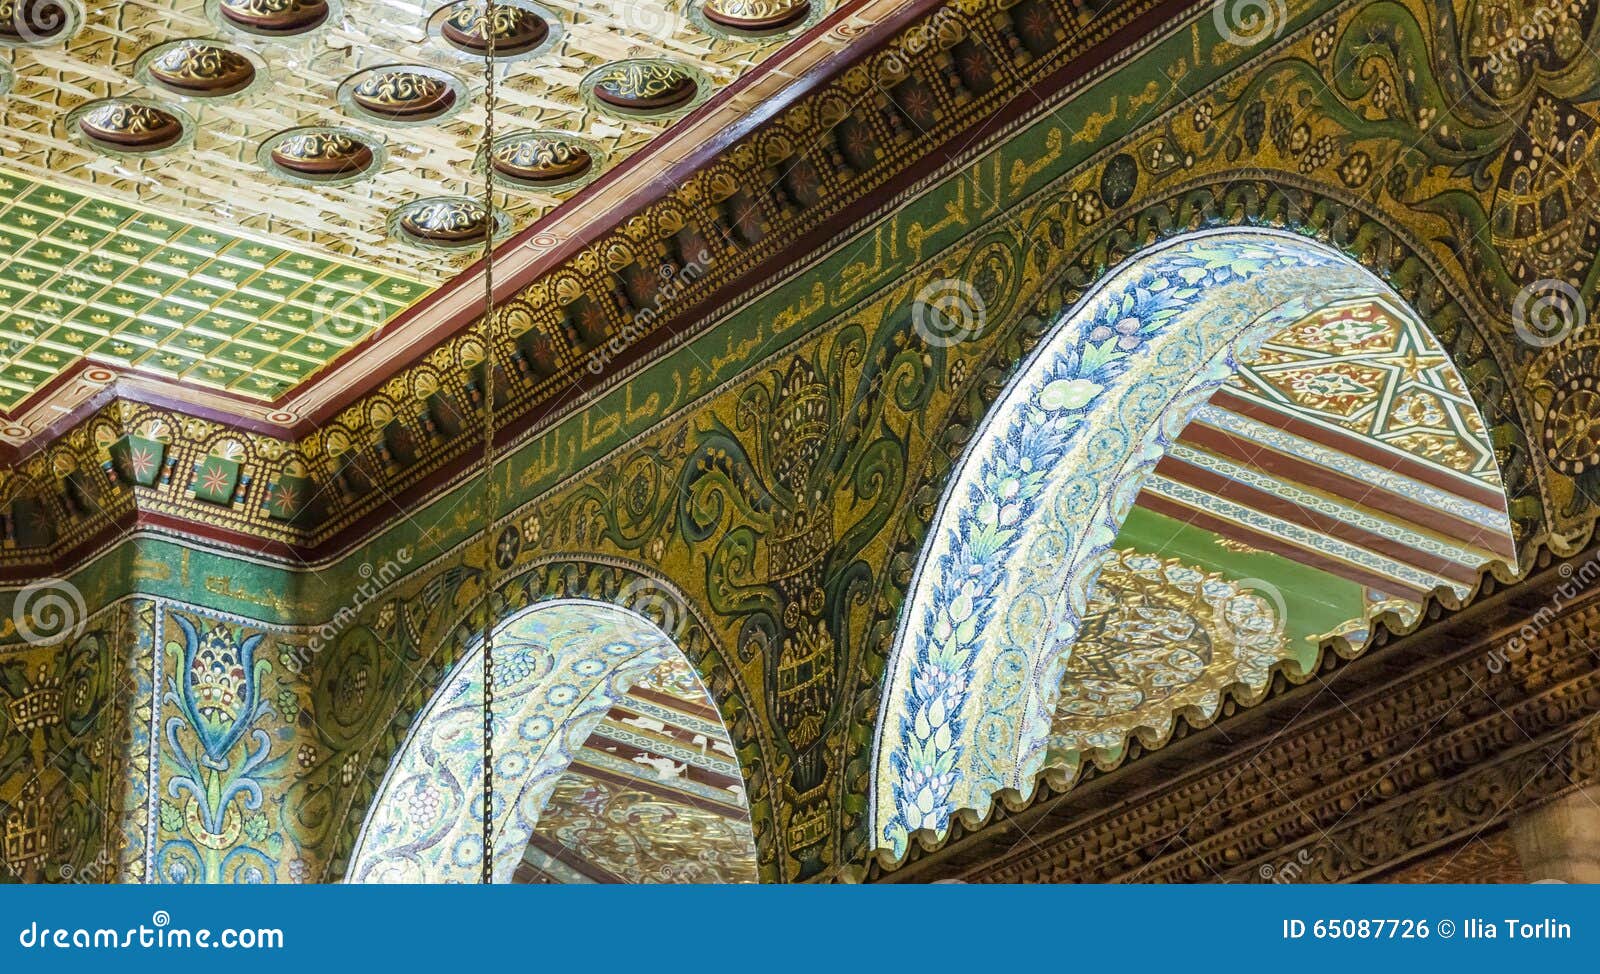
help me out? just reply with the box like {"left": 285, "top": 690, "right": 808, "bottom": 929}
{"left": 478, "top": 0, "right": 499, "bottom": 886}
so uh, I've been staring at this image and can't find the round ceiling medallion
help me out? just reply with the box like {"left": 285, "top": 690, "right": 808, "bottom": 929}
{"left": 430, "top": 0, "right": 558, "bottom": 60}
{"left": 214, "top": 0, "right": 331, "bottom": 36}
{"left": 490, "top": 131, "right": 602, "bottom": 192}
{"left": 339, "top": 64, "right": 468, "bottom": 126}
{"left": 136, "top": 38, "right": 264, "bottom": 99}
{"left": 71, "top": 99, "right": 191, "bottom": 155}
{"left": 390, "top": 196, "right": 506, "bottom": 250}
{"left": 583, "top": 59, "right": 706, "bottom": 118}
{"left": 0, "top": 0, "right": 83, "bottom": 47}
{"left": 700, "top": 0, "right": 811, "bottom": 34}
{"left": 260, "top": 126, "right": 384, "bottom": 185}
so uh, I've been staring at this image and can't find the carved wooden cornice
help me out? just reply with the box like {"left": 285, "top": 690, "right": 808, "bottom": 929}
{"left": 871, "top": 522, "right": 1600, "bottom": 882}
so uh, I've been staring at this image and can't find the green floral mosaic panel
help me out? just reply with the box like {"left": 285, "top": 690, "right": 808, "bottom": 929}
{"left": 0, "top": 170, "right": 428, "bottom": 411}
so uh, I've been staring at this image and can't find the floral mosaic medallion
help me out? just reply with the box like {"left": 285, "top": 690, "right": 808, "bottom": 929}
{"left": 871, "top": 229, "right": 1421, "bottom": 860}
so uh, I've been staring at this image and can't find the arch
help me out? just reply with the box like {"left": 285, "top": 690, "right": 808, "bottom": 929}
{"left": 869, "top": 227, "right": 1518, "bottom": 859}
{"left": 348, "top": 598, "right": 758, "bottom": 882}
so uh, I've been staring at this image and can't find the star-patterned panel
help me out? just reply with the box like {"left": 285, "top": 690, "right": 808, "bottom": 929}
{"left": 1226, "top": 297, "right": 1503, "bottom": 486}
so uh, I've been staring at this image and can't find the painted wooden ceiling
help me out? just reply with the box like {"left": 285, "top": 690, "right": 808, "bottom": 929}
{"left": 513, "top": 653, "right": 758, "bottom": 883}
{"left": 1049, "top": 295, "right": 1519, "bottom": 768}
{"left": 0, "top": 0, "right": 833, "bottom": 410}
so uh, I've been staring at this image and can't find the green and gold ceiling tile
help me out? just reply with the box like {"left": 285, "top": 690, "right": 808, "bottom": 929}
{"left": 218, "top": 237, "right": 287, "bottom": 266}
{"left": 170, "top": 277, "right": 228, "bottom": 306}
{"left": 147, "top": 245, "right": 204, "bottom": 274}
{"left": 172, "top": 331, "right": 226, "bottom": 357}
{"left": 45, "top": 274, "right": 101, "bottom": 300}
{"left": 96, "top": 287, "right": 154, "bottom": 314}
{"left": 170, "top": 227, "right": 227, "bottom": 255}
{"left": 44, "top": 218, "right": 110, "bottom": 249}
{"left": 214, "top": 294, "right": 275, "bottom": 325}
{"left": 283, "top": 335, "right": 335, "bottom": 360}
{"left": 126, "top": 268, "right": 185, "bottom": 297}
{"left": 134, "top": 348, "right": 198, "bottom": 379}
{"left": 0, "top": 316, "right": 33, "bottom": 342}
{"left": 0, "top": 263, "right": 41, "bottom": 289}
{"left": 244, "top": 354, "right": 302, "bottom": 384}
{"left": 249, "top": 271, "right": 309, "bottom": 301}
{"left": 15, "top": 345, "right": 69, "bottom": 371}
{"left": 16, "top": 184, "right": 86, "bottom": 212}
{"left": 274, "top": 253, "right": 335, "bottom": 282}
{"left": 237, "top": 323, "right": 297, "bottom": 348}
{"left": 1, "top": 363, "right": 41, "bottom": 390}
{"left": 115, "top": 318, "right": 179, "bottom": 343}
{"left": 183, "top": 360, "right": 249, "bottom": 391}
{"left": 19, "top": 291, "right": 75, "bottom": 319}
{"left": 76, "top": 200, "right": 140, "bottom": 229}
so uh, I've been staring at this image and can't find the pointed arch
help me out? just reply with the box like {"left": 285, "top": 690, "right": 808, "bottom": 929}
{"left": 869, "top": 227, "right": 1518, "bottom": 860}
{"left": 348, "top": 598, "right": 757, "bottom": 882}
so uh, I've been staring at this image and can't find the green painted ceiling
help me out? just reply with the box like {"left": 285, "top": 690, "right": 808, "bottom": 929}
{"left": 0, "top": 170, "right": 426, "bottom": 410}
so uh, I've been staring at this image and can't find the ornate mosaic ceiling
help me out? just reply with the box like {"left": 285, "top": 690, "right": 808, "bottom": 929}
{"left": 0, "top": 0, "right": 832, "bottom": 410}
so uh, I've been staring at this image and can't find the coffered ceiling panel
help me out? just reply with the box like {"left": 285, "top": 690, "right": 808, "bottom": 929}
{"left": 0, "top": 0, "right": 828, "bottom": 406}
